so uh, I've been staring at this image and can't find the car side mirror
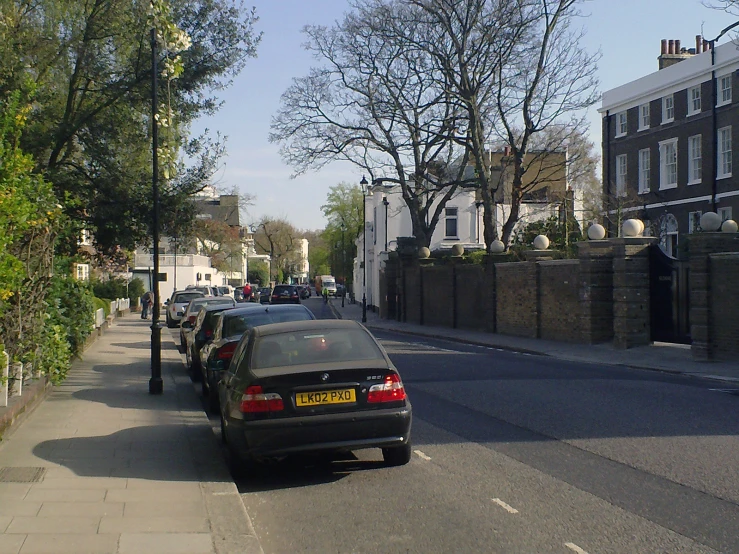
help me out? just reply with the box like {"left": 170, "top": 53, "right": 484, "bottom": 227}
{"left": 181, "top": 321, "right": 191, "bottom": 329}
{"left": 164, "top": 300, "right": 169, "bottom": 306}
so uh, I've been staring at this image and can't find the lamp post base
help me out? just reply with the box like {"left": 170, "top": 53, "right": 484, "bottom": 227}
{"left": 362, "top": 295, "right": 367, "bottom": 323}
{"left": 148, "top": 378, "right": 163, "bottom": 395}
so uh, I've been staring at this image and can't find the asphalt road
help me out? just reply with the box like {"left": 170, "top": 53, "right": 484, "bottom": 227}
{"left": 172, "top": 297, "right": 739, "bottom": 554}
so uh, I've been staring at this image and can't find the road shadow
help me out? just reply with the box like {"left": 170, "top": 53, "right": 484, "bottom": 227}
{"left": 234, "top": 452, "right": 388, "bottom": 493}
{"left": 33, "top": 424, "right": 230, "bottom": 482}
{"left": 72, "top": 381, "right": 198, "bottom": 412}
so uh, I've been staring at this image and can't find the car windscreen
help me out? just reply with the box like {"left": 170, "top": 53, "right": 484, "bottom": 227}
{"left": 223, "top": 310, "right": 313, "bottom": 337}
{"left": 251, "top": 328, "right": 384, "bottom": 369}
{"left": 174, "top": 292, "right": 204, "bottom": 303}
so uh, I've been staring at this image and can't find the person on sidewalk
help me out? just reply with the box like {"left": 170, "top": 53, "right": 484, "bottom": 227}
{"left": 141, "top": 291, "right": 153, "bottom": 319}
{"left": 243, "top": 282, "right": 252, "bottom": 302}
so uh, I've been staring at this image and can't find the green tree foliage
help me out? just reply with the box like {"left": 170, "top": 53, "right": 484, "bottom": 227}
{"left": 320, "top": 182, "right": 364, "bottom": 283}
{"left": 3, "top": 0, "right": 261, "bottom": 255}
{"left": 513, "top": 215, "right": 583, "bottom": 258}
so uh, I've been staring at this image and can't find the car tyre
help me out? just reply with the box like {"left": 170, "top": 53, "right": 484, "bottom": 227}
{"left": 382, "top": 443, "right": 412, "bottom": 467}
{"left": 219, "top": 414, "right": 227, "bottom": 445}
{"left": 207, "top": 384, "right": 219, "bottom": 414}
{"left": 200, "top": 373, "right": 208, "bottom": 398}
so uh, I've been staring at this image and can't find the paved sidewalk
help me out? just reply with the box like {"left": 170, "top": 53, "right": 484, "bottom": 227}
{"left": 0, "top": 314, "right": 262, "bottom": 554}
{"left": 329, "top": 298, "right": 739, "bottom": 384}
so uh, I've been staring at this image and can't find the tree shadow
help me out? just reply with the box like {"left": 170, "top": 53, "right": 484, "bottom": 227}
{"left": 32, "top": 424, "right": 231, "bottom": 482}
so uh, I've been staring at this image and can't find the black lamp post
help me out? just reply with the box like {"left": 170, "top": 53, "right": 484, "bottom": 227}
{"left": 340, "top": 222, "right": 346, "bottom": 307}
{"left": 360, "top": 175, "right": 368, "bottom": 323}
{"left": 383, "top": 195, "right": 389, "bottom": 251}
{"left": 149, "top": 28, "right": 163, "bottom": 395}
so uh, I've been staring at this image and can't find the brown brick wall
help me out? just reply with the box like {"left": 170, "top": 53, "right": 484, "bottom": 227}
{"left": 403, "top": 265, "right": 421, "bottom": 324}
{"left": 495, "top": 262, "right": 538, "bottom": 338}
{"left": 709, "top": 253, "right": 739, "bottom": 360}
{"left": 539, "top": 260, "right": 582, "bottom": 342}
{"left": 422, "top": 265, "right": 453, "bottom": 327}
{"left": 455, "top": 265, "right": 487, "bottom": 330}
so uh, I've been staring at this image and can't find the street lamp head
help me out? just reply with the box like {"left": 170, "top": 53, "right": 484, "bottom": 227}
{"left": 382, "top": 195, "right": 389, "bottom": 206}
{"left": 360, "top": 175, "right": 368, "bottom": 187}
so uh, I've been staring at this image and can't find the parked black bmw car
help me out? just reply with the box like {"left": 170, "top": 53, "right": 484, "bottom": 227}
{"left": 219, "top": 319, "right": 412, "bottom": 474}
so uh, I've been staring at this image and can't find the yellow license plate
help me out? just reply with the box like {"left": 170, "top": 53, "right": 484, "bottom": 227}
{"left": 296, "top": 389, "right": 356, "bottom": 407}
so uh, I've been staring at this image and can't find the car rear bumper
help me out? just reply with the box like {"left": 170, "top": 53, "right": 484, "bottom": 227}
{"left": 228, "top": 405, "right": 412, "bottom": 458}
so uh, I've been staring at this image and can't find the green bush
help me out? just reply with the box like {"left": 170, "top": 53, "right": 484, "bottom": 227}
{"left": 46, "top": 274, "right": 94, "bottom": 357}
{"left": 92, "top": 276, "right": 143, "bottom": 303}
{"left": 36, "top": 319, "right": 72, "bottom": 385}
{"left": 93, "top": 297, "right": 110, "bottom": 317}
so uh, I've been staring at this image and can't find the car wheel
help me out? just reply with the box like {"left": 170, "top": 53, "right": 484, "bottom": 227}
{"left": 382, "top": 443, "right": 412, "bottom": 467}
{"left": 220, "top": 414, "right": 227, "bottom": 444}
{"left": 207, "top": 380, "right": 219, "bottom": 414}
{"left": 226, "top": 444, "right": 256, "bottom": 479}
{"left": 200, "top": 373, "right": 208, "bottom": 397}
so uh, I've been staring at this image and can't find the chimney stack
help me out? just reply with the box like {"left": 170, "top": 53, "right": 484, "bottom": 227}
{"left": 661, "top": 39, "right": 668, "bottom": 55}
{"left": 659, "top": 37, "right": 699, "bottom": 69}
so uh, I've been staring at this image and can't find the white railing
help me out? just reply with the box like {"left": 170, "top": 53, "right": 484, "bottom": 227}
{"left": 134, "top": 253, "right": 212, "bottom": 268}
{"left": 95, "top": 308, "right": 105, "bottom": 328}
{"left": 118, "top": 298, "right": 130, "bottom": 311}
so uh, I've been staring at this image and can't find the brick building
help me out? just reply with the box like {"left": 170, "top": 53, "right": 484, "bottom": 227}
{"left": 600, "top": 36, "right": 739, "bottom": 257}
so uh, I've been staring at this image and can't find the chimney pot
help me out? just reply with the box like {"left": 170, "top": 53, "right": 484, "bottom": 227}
{"left": 703, "top": 39, "right": 710, "bottom": 52}
{"left": 661, "top": 39, "right": 668, "bottom": 55}
{"left": 696, "top": 35, "right": 702, "bottom": 52}
{"left": 668, "top": 39, "right": 675, "bottom": 54}
{"left": 676, "top": 39, "right": 681, "bottom": 52}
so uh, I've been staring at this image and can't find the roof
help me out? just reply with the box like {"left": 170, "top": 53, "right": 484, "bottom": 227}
{"left": 251, "top": 319, "right": 364, "bottom": 338}
{"left": 193, "top": 195, "right": 241, "bottom": 227}
{"left": 223, "top": 304, "right": 312, "bottom": 317}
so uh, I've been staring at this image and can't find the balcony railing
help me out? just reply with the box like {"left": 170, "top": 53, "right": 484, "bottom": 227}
{"left": 134, "top": 254, "right": 212, "bottom": 268}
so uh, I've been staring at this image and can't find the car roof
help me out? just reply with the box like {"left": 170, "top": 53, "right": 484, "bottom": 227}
{"left": 223, "top": 304, "right": 313, "bottom": 317}
{"left": 251, "top": 318, "right": 363, "bottom": 338}
{"left": 202, "top": 303, "right": 236, "bottom": 313}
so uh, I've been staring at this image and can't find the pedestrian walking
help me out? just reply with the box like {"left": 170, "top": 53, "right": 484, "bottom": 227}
{"left": 140, "top": 291, "right": 153, "bottom": 319}
{"left": 243, "top": 282, "right": 252, "bottom": 302}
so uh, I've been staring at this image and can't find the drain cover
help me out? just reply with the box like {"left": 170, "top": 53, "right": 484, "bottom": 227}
{"left": 0, "top": 467, "right": 46, "bottom": 483}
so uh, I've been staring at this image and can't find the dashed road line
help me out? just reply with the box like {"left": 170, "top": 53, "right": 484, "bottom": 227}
{"left": 564, "top": 542, "right": 589, "bottom": 554}
{"left": 414, "top": 450, "right": 432, "bottom": 461}
{"left": 491, "top": 498, "right": 519, "bottom": 514}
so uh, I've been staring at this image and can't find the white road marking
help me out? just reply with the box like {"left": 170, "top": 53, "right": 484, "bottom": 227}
{"left": 564, "top": 543, "right": 589, "bottom": 554}
{"left": 491, "top": 498, "right": 519, "bottom": 514}
{"left": 414, "top": 450, "right": 432, "bottom": 461}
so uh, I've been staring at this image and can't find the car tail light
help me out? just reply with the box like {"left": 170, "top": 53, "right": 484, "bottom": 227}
{"left": 217, "top": 342, "right": 237, "bottom": 360}
{"left": 240, "top": 385, "right": 284, "bottom": 413}
{"left": 204, "top": 329, "right": 213, "bottom": 338}
{"left": 291, "top": 294, "right": 298, "bottom": 298}
{"left": 367, "top": 374, "right": 406, "bottom": 403}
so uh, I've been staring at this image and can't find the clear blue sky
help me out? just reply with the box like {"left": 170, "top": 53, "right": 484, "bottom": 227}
{"left": 189, "top": 0, "right": 733, "bottom": 231}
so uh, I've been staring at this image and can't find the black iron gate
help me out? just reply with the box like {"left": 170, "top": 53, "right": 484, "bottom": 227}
{"left": 649, "top": 244, "right": 690, "bottom": 344}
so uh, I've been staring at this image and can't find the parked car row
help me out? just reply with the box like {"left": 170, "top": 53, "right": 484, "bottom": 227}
{"left": 172, "top": 291, "right": 413, "bottom": 477}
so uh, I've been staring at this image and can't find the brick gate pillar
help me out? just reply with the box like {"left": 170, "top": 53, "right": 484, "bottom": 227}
{"left": 688, "top": 232, "right": 739, "bottom": 361}
{"left": 577, "top": 240, "right": 615, "bottom": 344}
{"left": 612, "top": 237, "right": 657, "bottom": 349}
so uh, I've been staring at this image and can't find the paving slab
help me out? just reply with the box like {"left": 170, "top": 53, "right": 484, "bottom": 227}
{"left": 17, "top": 533, "right": 119, "bottom": 554}
{"left": 0, "top": 314, "right": 263, "bottom": 554}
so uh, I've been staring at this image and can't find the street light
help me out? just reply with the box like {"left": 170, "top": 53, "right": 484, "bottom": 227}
{"left": 340, "top": 222, "right": 346, "bottom": 307}
{"left": 383, "top": 195, "right": 389, "bottom": 251}
{"left": 149, "top": 27, "right": 163, "bottom": 396}
{"left": 360, "top": 175, "right": 368, "bottom": 323}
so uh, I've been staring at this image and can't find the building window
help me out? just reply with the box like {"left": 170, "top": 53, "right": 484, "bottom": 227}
{"left": 688, "top": 211, "right": 702, "bottom": 234}
{"left": 688, "top": 86, "right": 701, "bottom": 115}
{"left": 688, "top": 135, "right": 702, "bottom": 185}
{"left": 615, "top": 154, "right": 627, "bottom": 197}
{"left": 659, "top": 138, "right": 678, "bottom": 189}
{"left": 718, "top": 126, "right": 732, "bottom": 178}
{"left": 662, "top": 95, "right": 674, "bottom": 123}
{"left": 718, "top": 206, "right": 733, "bottom": 222}
{"left": 444, "top": 207, "right": 458, "bottom": 238}
{"left": 616, "top": 111, "right": 627, "bottom": 137}
{"left": 638, "top": 149, "right": 650, "bottom": 194}
{"left": 639, "top": 103, "right": 650, "bottom": 130}
{"left": 718, "top": 74, "right": 732, "bottom": 106}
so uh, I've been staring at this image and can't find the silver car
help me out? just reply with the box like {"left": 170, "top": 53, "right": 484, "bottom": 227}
{"left": 166, "top": 290, "right": 205, "bottom": 328}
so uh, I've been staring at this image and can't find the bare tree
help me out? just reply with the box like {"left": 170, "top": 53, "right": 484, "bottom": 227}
{"left": 270, "top": 2, "right": 469, "bottom": 248}
{"left": 407, "top": 0, "right": 599, "bottom": 249}
{"left": 253, "top": 217, "right": 301, "bottom": 281}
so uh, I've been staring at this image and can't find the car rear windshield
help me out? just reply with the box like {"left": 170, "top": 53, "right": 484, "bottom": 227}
{"left": 174, "top": 292, "right": 204, "bottom": 303}
{"left": 251, "top": 328, "right": 384, "bottom": 369}
{"left": 223, "top": 310, "right": 313, "bottom": 338}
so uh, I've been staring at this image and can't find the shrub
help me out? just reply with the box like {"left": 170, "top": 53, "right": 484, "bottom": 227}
{"left": 46, "top": 274, "right": 94, "bottom": 357}
{"left": 93, "top": 297, "right": 110, "bottom": 317}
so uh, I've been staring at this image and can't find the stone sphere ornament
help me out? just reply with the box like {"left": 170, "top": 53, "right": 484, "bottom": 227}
{"left": 490, "top": 240, "right": 505, "bottom": 253}
{"left": 418, "top": 247, "right": 431, "bottom": 259}
{"left": 587, "top": 223, "right": 606, "bottom": 240}
{"left": 533, "top": 235, "right": 550, "bottom": 250}
{"left": 451, "top": 243, "right": 465, "bottom": 256}
{"left": 622, "top": 219, "right": 643, "bottom": 237}
{"left": 700, "top": 211, "right": 722, "bottom": 232}
{"left": 636, "top": 219, "right": 645, "bottom": 235}
{"left": 721, "top": 219, "right": 738, "bottom": 233}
